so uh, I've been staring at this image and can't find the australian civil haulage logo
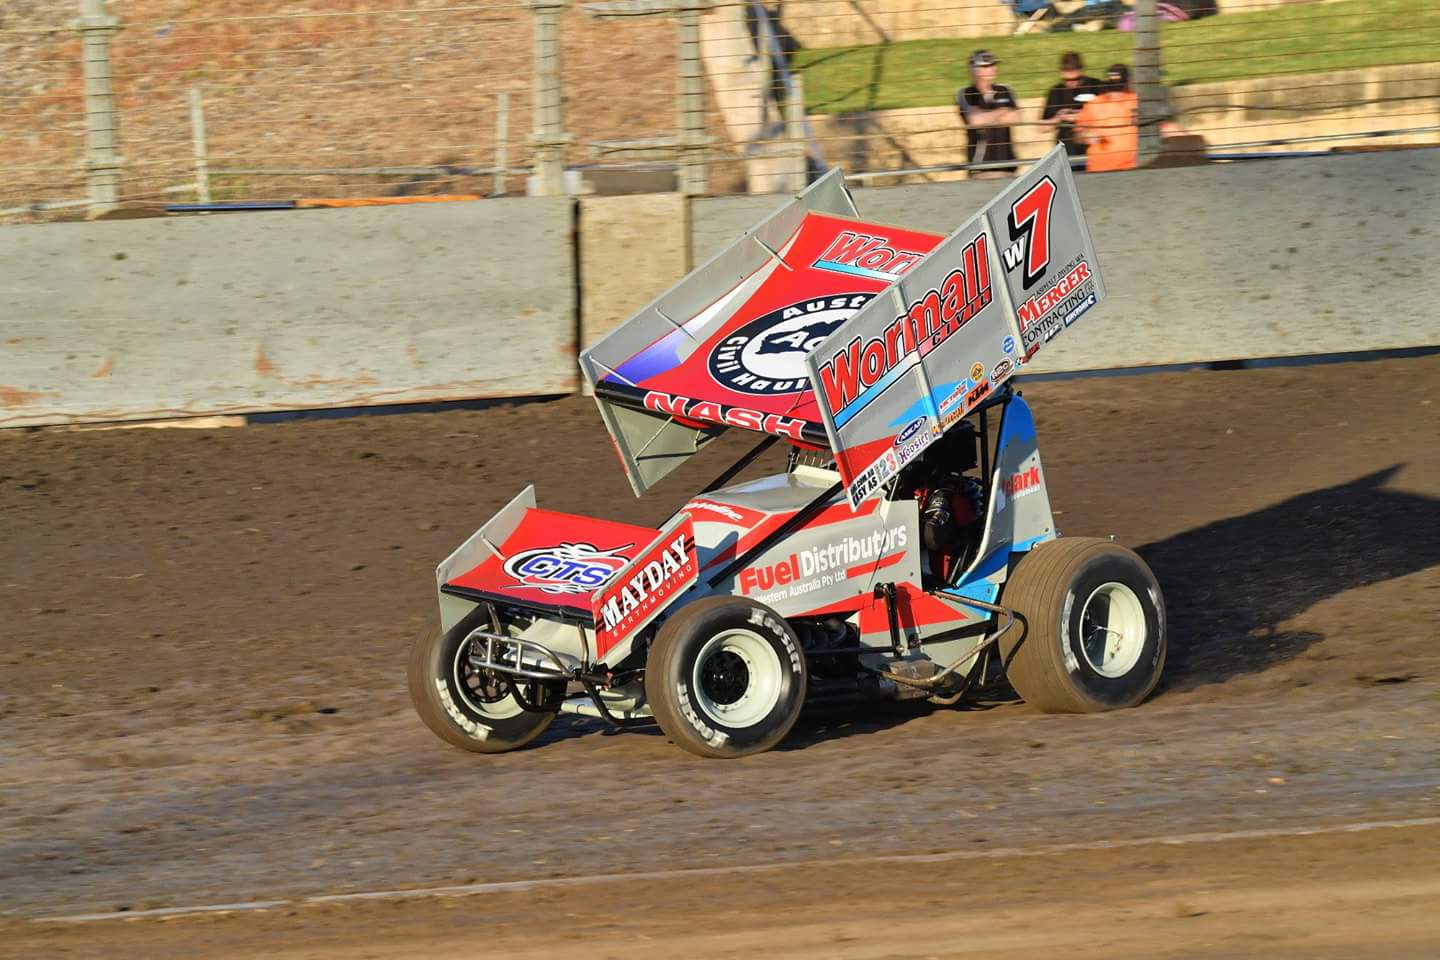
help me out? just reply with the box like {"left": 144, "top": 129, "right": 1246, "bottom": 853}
{"left": 709, "top": 294, "right": 874, "bottom": 396}
{"left": 503, "top": 542, "right": 632, "bottom": 595}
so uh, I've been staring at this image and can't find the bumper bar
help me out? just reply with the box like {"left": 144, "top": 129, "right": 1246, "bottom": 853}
{"left": 463, "top": 628, "right": 576, "bottom": 683}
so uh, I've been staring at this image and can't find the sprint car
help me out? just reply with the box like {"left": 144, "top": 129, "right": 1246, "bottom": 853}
{"left": 408, "top": 145, "right": 1167, "bottom": 758}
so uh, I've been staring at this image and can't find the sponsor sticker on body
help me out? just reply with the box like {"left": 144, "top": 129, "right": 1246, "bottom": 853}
{"left": 708, "top": 294, "right": 874, "bottom": 397}
{"left": 503, "top": 543, "right": 632, "bottom": 595}
{"left": 592, "top": 519, "right": 697, "bottom": 658}
{"left": 994, "top": 464, "right": 1043, "bottom": 511}
{"left": 739, "top": 525, "right": 909, "bottom": 605}
{"left": 1017, "top": 255, "right": 1098, "bottom": 349}
{"left": 813, "top": 232, "right": 926, "bottom": 281}
{"left": 643, "top": 390, "right": 810, "bottom": 440}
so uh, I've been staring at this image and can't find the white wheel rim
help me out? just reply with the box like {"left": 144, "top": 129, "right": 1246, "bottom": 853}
{"left": 691, "top": 628, "right": 784, "bottom": 730}
{"left": 1078, "top": 581, "right": 1147, "bottom": 678}
{"left": 452, "top": 641, "right": 524, "bottom": 720}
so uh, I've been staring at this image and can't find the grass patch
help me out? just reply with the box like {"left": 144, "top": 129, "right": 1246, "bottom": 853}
{"left": 792, "top": 0, "right": 1440, "bottom": 112}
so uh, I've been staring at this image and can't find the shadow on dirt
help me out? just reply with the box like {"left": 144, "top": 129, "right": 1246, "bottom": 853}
{"left": 540, "top": 467, "right": 1438, "bottom": 749}
{"left": 1137, "top": 466, "right": 1440, "bottom": 693}
{"left": 536, "top": 699, "right": 937, "bottom": 752}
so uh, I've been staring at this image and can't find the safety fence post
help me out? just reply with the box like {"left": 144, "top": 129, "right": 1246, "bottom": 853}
{"left": 675, "top": 0, "right": 709, "bottom": 196}
{"left": 1134, "top": 0, "right": 1165, "bottom": 166}
{"left": 189, "top": 88, "right": 211, "bottom": 204}
{"left": 783, "top": 73, "right": 808, "bottom": 193}
{"left": 76, "top": 0, "right": 123, "bottom": 217}
{"left": 495, "top": 91, "right": 510, "bottom": 196}
{"left": 530, "top": 0, "right": 573, "bottom": 196}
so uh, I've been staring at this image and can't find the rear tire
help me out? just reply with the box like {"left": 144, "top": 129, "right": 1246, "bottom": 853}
{"left": 408, "top": 606, "right": 562, "bottom": 753}
{"left": 645, "top": 597, "right": 807, "bottom": 759}
{"left": 999, "top": 537, "right": 1166, "bottom": 713}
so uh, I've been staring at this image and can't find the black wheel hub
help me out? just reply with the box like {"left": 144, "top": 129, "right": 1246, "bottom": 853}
{"left": 700, "top": 650, "right": 750, "bottom": 706}
{"left": 461, "top": 642, "right": 513, "bottom": 704}
{"left": 1081, "top": 594, "right": 1112, "bottom": 651}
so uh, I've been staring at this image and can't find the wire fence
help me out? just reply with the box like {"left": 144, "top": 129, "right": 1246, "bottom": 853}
{"left": 1, "top": 0, "right": 1435, "bottom": 219}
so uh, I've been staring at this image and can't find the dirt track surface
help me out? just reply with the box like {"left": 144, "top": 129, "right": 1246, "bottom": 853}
{"left": 3, "top": 357, "right": 1439, "bottom": 956}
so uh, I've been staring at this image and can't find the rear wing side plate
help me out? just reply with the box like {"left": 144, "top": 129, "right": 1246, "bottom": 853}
{"left": 803, "top": 144, "right": 1107, "bottom": 507}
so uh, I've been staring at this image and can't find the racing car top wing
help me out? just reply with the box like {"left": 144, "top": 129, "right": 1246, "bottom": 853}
{"left": 579, "top": 168, "right": 944, "bottom": 497}
{"left": 803, "top": 144, "right": 1107, "bottom": 506}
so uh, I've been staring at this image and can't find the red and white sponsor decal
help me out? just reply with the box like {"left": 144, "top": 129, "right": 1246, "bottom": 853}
{"left": 738, "top": 526, "right": 908, "bottom": 595}
{"left": 592, "top": 519, "right": 697, "bottom": 658}
{"left": 1003, "top": 175, "right": 1057, "bottom": 291}
{"left": 939, "top": 378, "right": 992, "bottom": 429}
{"left": 684, "top": 498, "right": 766, "bottom": 528}
{"left": 1001, "top": 465, "right": 1042, "bottom": 500}
{"left": 502, "top": 542, "right": 632, "bottom": 595}
{"left": 813, "top": 231, "right": 926, "bottom": 280}
{"left": 816, "top": 232, "right": 992, "bottom": 418}
{"left": 643, "top": 390, "right": 809, "bottom": 440}
{"left": 1017, "top": 260, "right": 1092, "bottom": 330}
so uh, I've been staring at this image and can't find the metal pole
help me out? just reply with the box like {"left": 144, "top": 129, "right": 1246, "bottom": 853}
{"left": 1134, "top": 0, "right": 1164, "bottom": 166}
{"left": 783, "top": 72, "right": 807, "bottom": 193}
{"left": 529, "top": 0, "right": 571, "bottom": 196}
{"left": 189, "top": 87, "right": 211, "bottom": 204}
{"left": 76, "top": 0, "right": 122, "bottom": 217}
{"left": 676, "top": 0, "right": 707, "bottom": 196}
{"left": 494, "top": 91, "right": 510, "bottom": 196}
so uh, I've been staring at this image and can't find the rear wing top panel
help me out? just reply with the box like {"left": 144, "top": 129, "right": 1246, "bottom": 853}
{"left": 580, "top": 168, "right": 944, "bottom": 496}
{"left": 580, "top": 169, "right": 860, "bottom": 496}
{"left": 803, "top": 146, "right": 1106, "bottom": 506}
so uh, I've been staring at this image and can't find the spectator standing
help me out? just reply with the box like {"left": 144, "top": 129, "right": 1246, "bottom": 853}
{"left": 1041, "top": 52, "right": 1101, "bottom": 156}
{"left": 1075, "top": 63, "right": 1139, "bottom": 173}
{"left": 956, "top": 50, "right": 1020, "bottom": 178}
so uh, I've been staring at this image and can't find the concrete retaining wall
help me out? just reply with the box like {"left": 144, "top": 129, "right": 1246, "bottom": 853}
{"left": 3, "top": 149, "right": 1436, "bottom": 429}
{"left": 0, "top": 198, "right": 575, "bottom": 427}
{"left": 694, "top": 148, "right": 1440, "bottom": 370}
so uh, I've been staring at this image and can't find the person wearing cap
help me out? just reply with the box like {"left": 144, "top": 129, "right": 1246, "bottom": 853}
{"left": 1075, "top": 63, "right": 1139, "bottom": 173}
{"left": 956, "top": 50, "right": 1020, "bottom": 179}
{"left": 1042, "top": 52, "right": 1102, "bottom": 157}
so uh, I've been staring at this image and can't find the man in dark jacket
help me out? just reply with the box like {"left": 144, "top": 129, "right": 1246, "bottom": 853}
{"left": 1042, "top": 51, "right": 1101, "bottom": 156}
{"left": 956, "top": 50, "right": 1020, "bottom": 178}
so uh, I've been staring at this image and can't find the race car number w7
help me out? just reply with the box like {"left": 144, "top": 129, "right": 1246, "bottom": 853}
{"left": 1003, "top": 176, "right": 1056, "bottom": 291}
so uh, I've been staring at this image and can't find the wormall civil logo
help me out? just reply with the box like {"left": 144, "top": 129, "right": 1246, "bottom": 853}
{"left": 709, "top": 294, "right": 874, "bottom": 396}
{"left": 813, "top": 232, "right": 926, "bottom": 281}
{"left": 503, "top": 542, "right": 632, "bottom": 595}
{"left": 817, "top": 233, "right": 992, "bottom": 417}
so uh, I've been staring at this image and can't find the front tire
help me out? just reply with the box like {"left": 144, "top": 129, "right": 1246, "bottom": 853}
{"left": 999, "top": 537, "right": 1166, "bottom": 713}
{"left": 407, "top": 606, "right": 563, "bottom": 753}
{"left": 645, "top": 597, "right": 807, "bottom": 758}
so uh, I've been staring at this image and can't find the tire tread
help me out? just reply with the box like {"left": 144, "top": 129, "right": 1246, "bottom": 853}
{"left": 1000, "top": 537, "right": 1162, "bottom": 714}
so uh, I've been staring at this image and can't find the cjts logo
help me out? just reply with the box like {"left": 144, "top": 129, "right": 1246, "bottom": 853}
{"left": 503, "top": 542, "right": 631, "bottom": 594}
{"left": 1003, "top": 176, "right": 1057, "bottom": 291}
